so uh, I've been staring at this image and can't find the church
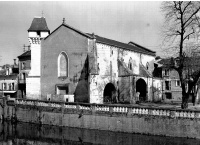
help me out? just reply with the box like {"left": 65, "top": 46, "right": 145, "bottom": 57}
{"left": 25, "top": 16, "right": 162, "bottom": 104}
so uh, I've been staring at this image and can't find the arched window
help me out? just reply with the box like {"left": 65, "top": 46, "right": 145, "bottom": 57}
{"left": 128, "top": 57, "right": 133, "bottom": 70}
{"left": 58, "top": 52, "right": 68, "bottom": 77}
{"left": 128, "top": 62, "right": 132, "bottom": 70}
{"left": 146, "top": 62, "right": 149, "bottom": 70}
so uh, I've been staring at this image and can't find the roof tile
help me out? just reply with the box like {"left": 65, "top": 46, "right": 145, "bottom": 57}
{"left": 28, "top": 17, "right": 50, "bottom": 32}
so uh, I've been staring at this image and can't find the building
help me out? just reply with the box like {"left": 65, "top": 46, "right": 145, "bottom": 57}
{"left": 26, "top": 16, "right": 50, "bottom": 99}
{"left": 0, "top": 61, "right": 19, "bottom": 98}
{"left": 25, "top": 16, "right": 161, "bottom": 104}
{"left": 154, "top": 57, "right": 200, "bottom": 103}
{"left": 18, "top": 48, "right": 31, "bottom": 98}
{"left": 153, "top": 58, "right": 182, "bottom": 102}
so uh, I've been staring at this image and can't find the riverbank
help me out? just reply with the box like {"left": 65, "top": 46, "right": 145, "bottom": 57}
{"left": 2, "top": 98, "right": 200, "bottom": 139}
{"left": 1, "top": 121, "right": 200, "bottom": 145}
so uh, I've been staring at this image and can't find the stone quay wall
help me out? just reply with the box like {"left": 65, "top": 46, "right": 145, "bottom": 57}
{"left": 2, "top": 98, "right": 200, "bottom": 139}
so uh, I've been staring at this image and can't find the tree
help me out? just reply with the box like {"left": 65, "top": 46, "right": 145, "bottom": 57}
{"left": 161, "top": 1, "right": 200, "bottom": 109}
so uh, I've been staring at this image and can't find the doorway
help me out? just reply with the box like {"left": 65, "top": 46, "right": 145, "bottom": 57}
{"left": 103, "top": 83, "right": 117, "bottom": 103}
{"left": 136, "top": 78, "right": 147, "bottom": 101}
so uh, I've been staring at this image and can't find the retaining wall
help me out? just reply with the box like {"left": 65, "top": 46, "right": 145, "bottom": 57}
{"left": 2, "top": 99, "right": 200, "bottom": 139}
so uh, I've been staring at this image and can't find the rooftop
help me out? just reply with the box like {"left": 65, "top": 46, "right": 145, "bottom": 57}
{"left": 18, "top": 50, "right": 31, "bottom": 59}
{"left": 28, "top": 17, "right": 50, "bottom": 32}
{"left": 157, "top": 57, "right": 200, "bottom": 68}
{"left": 44, "top": 20, "right": 156, "bottom": 56}
{"left": 0, "top": 74, "right": 18, "bottom": 80}
{"left": 86, "top": 33, "right": 156, "bottom": 56}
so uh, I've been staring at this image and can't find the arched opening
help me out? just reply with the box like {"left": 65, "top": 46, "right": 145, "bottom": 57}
{"left": 58, "top": 52, "right": 68, "bottom": 77}
{"left": 103, "top": 83, "right": 117, "bottom": 103}
{"left": 136, "top": 78, "right": 147, "bottom": 102}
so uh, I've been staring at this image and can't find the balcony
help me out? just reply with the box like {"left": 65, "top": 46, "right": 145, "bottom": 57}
{"left": 21, "top": 66, "right": 31, "bottom": 71}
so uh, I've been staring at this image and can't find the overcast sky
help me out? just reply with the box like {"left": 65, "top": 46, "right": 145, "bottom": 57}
{"left": 0, "top": 1, "right": 164, "bottom": 65}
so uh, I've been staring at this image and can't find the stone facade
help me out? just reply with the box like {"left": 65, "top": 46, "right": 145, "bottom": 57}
{"left": 25, "top": 16, "right": 161, "bottom": 104}
{"left": 41, "top": 25, "right": 89, "bottom": 102}
{"left": 3, "top": 99, "right": 200, "bottom": 139}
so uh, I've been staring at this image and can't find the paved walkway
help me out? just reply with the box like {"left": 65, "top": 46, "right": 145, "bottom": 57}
{"left": 134, "top": 102, "right": 200, "bottom": 110}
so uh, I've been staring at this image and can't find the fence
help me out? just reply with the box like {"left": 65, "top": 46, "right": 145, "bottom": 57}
{"left": 15, "top": 99, "right": 200, "bottom": 119}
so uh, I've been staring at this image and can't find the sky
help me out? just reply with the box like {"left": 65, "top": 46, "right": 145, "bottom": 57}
{"left": 0, "top": 1, "right": 164, "bottom": 66}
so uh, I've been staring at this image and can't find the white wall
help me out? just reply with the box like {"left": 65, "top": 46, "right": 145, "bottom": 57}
{"left": 28, "top": 32, "right": 49, "bottom": 38}
{"left": 26, "top": 77, "right": 41, "bottom": 100}
{"left": 28, "top": 32, "right": 37, "bottom": 37}
{"left": 28, "top": 43, "right": 41, "bottom": 76}
{"left": 89, "top": 43, "right": 119, "bottom": 103}
{"left": 152, "top": 78, "right": 162, "bottom": 101}
{"left": 41, "top": 32, "right": 49, "bottom": 38}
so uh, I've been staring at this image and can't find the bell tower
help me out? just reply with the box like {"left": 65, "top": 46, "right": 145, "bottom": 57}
{"left": 26, "top": 16, "right": 50, "bottom": 99}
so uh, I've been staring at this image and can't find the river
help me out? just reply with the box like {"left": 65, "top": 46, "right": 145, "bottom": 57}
{"left": 0, "top": 121, "right": 200, "bottom": 145}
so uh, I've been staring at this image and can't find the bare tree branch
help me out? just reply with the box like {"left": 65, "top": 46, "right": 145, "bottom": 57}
{"left": 161, "top": 1, "right": 200, "bottom": 109}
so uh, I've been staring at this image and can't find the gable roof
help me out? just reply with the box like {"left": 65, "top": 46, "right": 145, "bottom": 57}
{"left": 86, "top": 33, "right": 156, "bottom": 56}
{"left": 28, "top": 17, "right": 50, "bottom": 32}
{"left": 157, "top": 57, "right": 200, "bottom": 69}
{"left": 44, "top": 23, "right": 92, "bottom": 40}
{"left": 18, "top": 50, "right": 31, "bottom": 60}
{"left": 44, "top": 21, "right": 156, "bottom": 56}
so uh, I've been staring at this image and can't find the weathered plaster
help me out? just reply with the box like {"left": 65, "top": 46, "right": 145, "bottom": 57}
{"left": 41, "top": 26, "right": 89, "bottom": 102}
{"left": 26, "top": 77, "right": 41, "bottom": 100}
{"left": 90, "top": 42, "right": 156, "bottom": 104}
{"left": 119, "top": 49, "right": 140, "bottom": 75}
{"left": 152, "top": 78, "right": 163, "bottom": 102}
{"left": 89, "top": 43, "right": 119, "bottom": 103}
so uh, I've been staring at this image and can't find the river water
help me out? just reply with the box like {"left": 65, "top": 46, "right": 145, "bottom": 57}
{"left": 0, "top": 121, "right": 200, "bottom": 145}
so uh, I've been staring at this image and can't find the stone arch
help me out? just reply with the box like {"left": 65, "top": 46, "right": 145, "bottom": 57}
{"left": 103, "top": 83, "right": 117, "bottom": 103}
{"left": 136, "top": 78, "right": 147, "bottom": 101}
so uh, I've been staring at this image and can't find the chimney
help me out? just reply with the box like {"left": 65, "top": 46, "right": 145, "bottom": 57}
{"left": 14, "top": 59, "right": 17, "bottom": 66}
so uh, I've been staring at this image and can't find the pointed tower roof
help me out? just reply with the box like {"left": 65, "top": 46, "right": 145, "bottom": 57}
{"left": 28, "top": 16, "right": 50, "bottom": 32}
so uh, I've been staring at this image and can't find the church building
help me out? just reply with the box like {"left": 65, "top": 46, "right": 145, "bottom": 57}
{"left": 25, "top": 16, "right": 161, "bottom": 104}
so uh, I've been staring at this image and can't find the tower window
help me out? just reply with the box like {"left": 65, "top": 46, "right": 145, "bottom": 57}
{"left": 37, "top": 31, "right": 41, "bottom": 36}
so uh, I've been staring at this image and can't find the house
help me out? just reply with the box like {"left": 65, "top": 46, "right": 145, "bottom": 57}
{"left": 0, "top": 60, "right": 19, "bottom": 98}
{"left": 18, "top": 48, "right": 31, "bottom": 98}
{"left": 25, "top": 16, "right": 161, "bottom": 104}
{"left": 154, "top": 58, "right": 182, "bottom": 102}
{"left": 154, "top": 57, "right": 200, "bottom": 103}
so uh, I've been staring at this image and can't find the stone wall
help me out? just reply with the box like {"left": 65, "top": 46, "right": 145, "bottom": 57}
{"left": 41, "top": 26, "right": 90, "bottom": 102}
{"left": 2, "top": 99, "right": 200, "bottom": 139}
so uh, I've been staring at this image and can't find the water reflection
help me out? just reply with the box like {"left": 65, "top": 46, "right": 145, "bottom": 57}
{"left": 0, "top": 121, "right": 199, "bottom": 145}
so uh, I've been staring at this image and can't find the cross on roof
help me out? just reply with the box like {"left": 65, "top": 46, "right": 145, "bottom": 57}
{"left": 63, "top": 18, "right": 65, "bottom": 24}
